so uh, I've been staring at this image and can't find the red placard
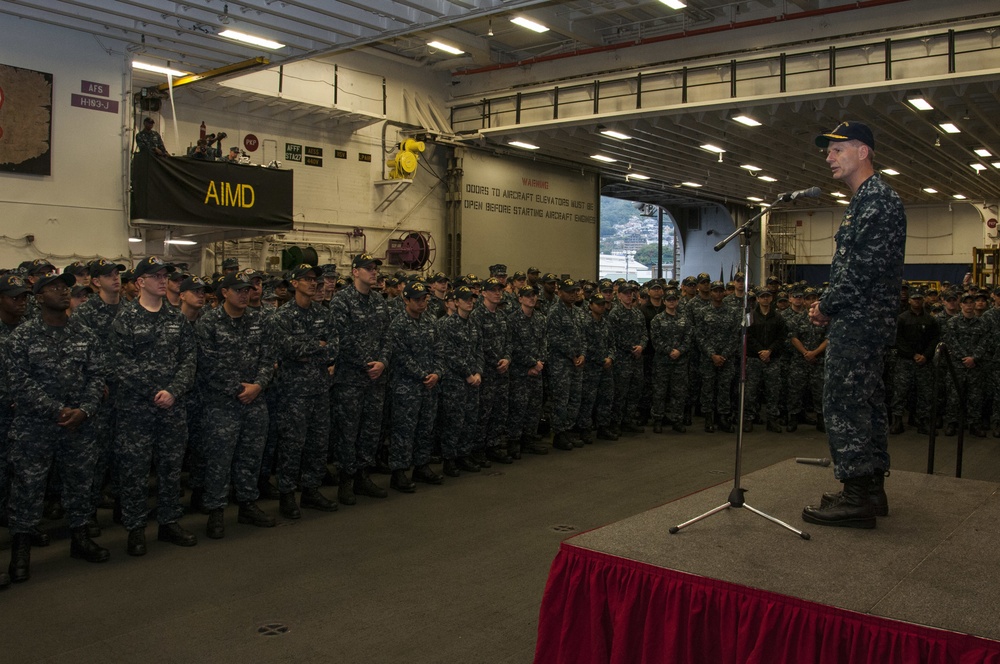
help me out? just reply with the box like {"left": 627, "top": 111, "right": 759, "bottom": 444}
{"left": 244, "top": 134, "right": 259, "bottom": 152}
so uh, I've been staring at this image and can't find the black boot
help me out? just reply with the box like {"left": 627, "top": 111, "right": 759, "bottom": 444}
{"left": 238, "top": 502, "right": 276, "bottom": 527}
{"left": 652, "top": 419, "right": 663, "bottom": 434}
{"left": 29, "top": 526, "right": 50, "bottom": 547}
{"left": 8, "top": 533, "right": 31, "bottom": 583}
{"left": 718, "top": 415, "right": 734, "bottom": 434}
{"left": 70, "top": 526, "right": 110, "bottom": 562}
{"left": 552, "top": 432, "right": 574, "bottom": 451}
{"left": 0, "top": 570, "right": 9, "bottom": 589}
{"left": 683, "top": 406, "right": 693, "bottom": 427}
{"left": 413, "top": 464, "right": 444, "bottom": 485}
{"left": 523, "top": 435, "right": 551, "bottom": 453}
{"left": 802, "top": 477, "right": 877, "bottom": 528}
{"left": 158, "top": 522, "right": 198, "bottom": 547}
{"left": 671, "top": 421, "right": 686, "bottom": 433}
{"left": 279, "top": 492, "right": 301, "bottom": 519}
{"left": 127, "top": 528, "right": 146, "bottom": 556}
{"left": 337, "top": 471, "right": 356, "bottom": 506}
{"left": 889, "top": 415, "right": 904, "bottom": 435}
{"left": 786, "top": 418, "right": 798, "bottom": 433}
{"left": 354, "top": 470, "right": 388, "bottom": 498}
{"left": 442, "top": 459, "right": 461, "bottom": 477}
{"left": 390, "top": 469, "right": 416, "bottom": 493}
{"left": 766, "top": 417, "right": 782, "bottom": 433}
{"left": 301, "top": 487, "right": 338, "bottom": 511}
{"left": 816, "top": 415, "right": 826, "bottom": 433}
{"left": 742, "top": 419, "right": 753, "bottom": 433}
{"left": 704, "top": 412, "right": 716, "bottom": 433}
{"left": 508, "top": 439, "right": 522, "bottom": 460}
{"left": 85, "top": 516, "right": 101, "bottom": 539}
{"left": 206, "top": 509, "right": 225, "bottom": 539}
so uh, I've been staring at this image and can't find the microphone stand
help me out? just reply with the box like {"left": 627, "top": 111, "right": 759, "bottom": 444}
{"left": 669, "top": 195, "right": 810, "bottom": 540}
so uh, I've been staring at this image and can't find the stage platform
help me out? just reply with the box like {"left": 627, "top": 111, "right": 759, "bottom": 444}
{"left": 534, "top": 459, "right": 1000, "bottom": 663}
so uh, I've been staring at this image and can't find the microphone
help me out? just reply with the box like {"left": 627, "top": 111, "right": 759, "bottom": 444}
{"left": 796, "top": 457, "right": 831, "bottom": 467}
{"left": 776, "top": 186, "right": 822, "bottom": 203}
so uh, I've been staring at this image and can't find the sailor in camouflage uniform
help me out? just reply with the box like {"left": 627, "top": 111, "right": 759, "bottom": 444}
{"left": 890, "top": 290, "right": 939, "bottom": 435}
{"left": 546, "top": 279, "right": 586, "bottom": 451}
{"left": 803, "top": 121, "right": 907, "bottom": 529}
{"left": 606, "top": 283, "right": 646, "bottom": 435}
{"left": 743, "top": 290, "right": 786, "bottom": 432}
{"left": 269, "top": 264, "right": 338, "bottom": 518}
{"left": 695, "top": 281, "right": 741, "bottom": 433}
{"left": 576, "top": 293, "right": 615, "bottom": 442}
{"left": 328, "top": 254, "right": 392, "bottom": 505}
{"left": 471, "top": 277, "right": 514, "bottom": 464}
{"left": 649, "top": 288, "right": 690, "bottom": 433}
{"left": 506, "top": 286, "right": 549, "bottom": 457}
{"left": 6, "top": 273, "right": 109, "bottom": 583}
{"left": 385, "top": 282, "right": 444, "bottom": 492}
{"left": 435, "top": 286, "right": 483, "bottom": 476}
{"left": 941, "top": 292, "right": 987, "bottom": 437}
{"left": 195, "top": 271, "right": 278, "bottom": 540}
{"left": 787, "top": 294, "right": 828, "bottom": 432}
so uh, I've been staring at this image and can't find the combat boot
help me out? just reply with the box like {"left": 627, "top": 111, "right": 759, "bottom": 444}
{"left": 652, "top": 419, "right": 663, "bottom": 434}
{"left": 970, "top": 424, "right": 987, "bottom": 438}
{"left": 300, "top": 487, "right": 338, "bottom": 511}
{"left": 279, "top": 492, "right": 301, "bottom": 519}
{"left": 552, "top": 432, "right": 574, "bottom": 451}
{"left": 620, "top": 421, "right": 644, "bottom": 435}
{"left": 486, "top": 447, "right": 514, "bottom": 463}
{"left": 69, "top": 526, "right": 110, "bottom": 562}
{"left": 354, "top": 470, "right": 388, "bottom": 499}
{"left": 127, "top": 528, "right": 146, "bottom": 556}
{"left": 576, "top": 428, "right": 594, "bottom": 445}
{"left": 522, "top": 435, "right": 550, "bottom": 454}
{"left": 206, "top": 509, "right": 225, "bottom": 539}
{"left": 337, "top": 471, "right": 356, "bottom": 506}
{"left": 158, "top": 522, "right": 198, "bottom": 547}
{"left": 412, "top": 464, "right": 444, "bottom": 485}
{"left": 718, "top": 415, "right": 734, "bottom": 434}
{"left": 889, "top": 415, "right": 904, "bottom": 435}
{"left": 786, "top": 418, "right": 798, "bottom": 433}
{"left": 9, "top": 533, "right": 31, "bottom": 583}
{"left": 442, "top": 459, "right": 461, "bottom": 477}
{"left": 742, "top": 419, "right": 753, "bottom": 433}
{"left": 29, "top": 526, "right": 50, "bottom": 547}
{"left": 704, "top": 412, "right": 716, "bottom": 433}
{"left": 238, "top": 502, "right": 276, "bottom": 527}
{"left": 766, "top": 417, "right": 782, "bottom": 433}
{"left": 596, "top": 427, "right": 618, "bottom": 441}
{"left": 802, "top": 477, "right": 876, "bottom": 529}
{"left": 671, "top": 421, "right": 686, "bottom": 433}
{"left": 0, "top": 570, "right": 9, "bottom": 589}
{"left": 816, "top": 415, "right": 826, "bottom": 433}
{"left": 390, "top": 470, "right": 416, "bottom": 493}
{"left": 508, "top": 439, "right": 522, "bottom": 460}
{"left": 683, "top": 406, "right": 693, "bottom": 427}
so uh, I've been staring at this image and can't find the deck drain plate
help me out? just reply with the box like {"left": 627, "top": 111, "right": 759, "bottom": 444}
{"left": 257, "top": 623, "right": 289, "bottom": 637}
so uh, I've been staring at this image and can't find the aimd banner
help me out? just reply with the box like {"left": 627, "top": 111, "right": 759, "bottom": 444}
{"left": 131, "top": 152, "right": 293, "bottom": 230}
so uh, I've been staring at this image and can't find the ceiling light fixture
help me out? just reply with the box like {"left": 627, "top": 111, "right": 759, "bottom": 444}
{"left": 164, "top": 239, "right": 198, "bottom": 246}
{"left": 508, "top": 141, "right": 539, "bottom": 150}
{"left": 132, "top": 61, "right": 191, "bottom": 77}
{"left": 922, "top": 187, "right": 938, "bottom": 194}
{"left": 971, "top": 163, "right": 987, "bottom": 172}
{"left": 938, "top": 122, "right": 961, "bottom": 134}
{"left": 510, "top": 16, "right": 549, "bottom": 33}
{"left": 974, "top": 148, "right": 992, "bottom": 158}
{"left": 836, "top": 199, "right": 850, "bottom": 205}
{"left": 628, "top": 173, "right": 651, "bottom": 180}
{"left": 700, "top": 144, "right": 726, "bottom": 153}
{"left": 992, "top": 162, "right": 1000, "bottom": 169}
{"left": 218, "top": 29, "right": 285, "bottom": 50}
{"left": 746, "top": 196, "right": 764, "bottom": 202}
{"left": 953, "top": 194, "right": 967, "bottom": 200}
{"left": 740, "top": 164, "right": 762, "bottom": 172}
{"left": 599, "top": 129, "right": 632, "bottom": 140}
{"left": 831, "top": 192, "right": 846, "bottom": 198}
{"left": 906, "top": 97, "right": 933, "bottom": 111}
{"left": 881, "top": 168, "right": 900, "bottom": 176}
{"left": 759, "top": 176, "right": 777, "bottom": 182}
{"left": 731, "top": 115, "right": 762, "bottom": 127}
{"left": 590, "top": 154, "right": 617, "bottom": 163}
{"left": 428, "top": 41, "right": 464, "bottom": 55}
{"left": 681, "top": 182, "right": 703, "bottom": 187}
{"left": 660, "top": 0, "right": 687, "bottom": 9}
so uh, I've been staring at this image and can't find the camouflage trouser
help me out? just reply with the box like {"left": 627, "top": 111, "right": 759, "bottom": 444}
{"left": 987, "top": 362, "right": 1000, "bottom": 429}
{"left": 476, "top": 370, "right": 510, "bottom": 452}
{"left": 700, "top": 355, "right": 736, "bottom": 417}
{"left": 944, "top": 364, "right": 983, "bottom": 427}
{"left": 745, "top": 356, "right": 782, "bottom": 420}
{"left": 508, "top": 373, "right": 543, "bottom": 441}
{"left": 275, "top": 389, "right": 330, "bottom": 493}
{"left": 650, "top": 358, "right": 688, "bottom": 422}
{"left": 638, "top": 353, "right": 654, "bottom": 419}
{"left": 890, "top": 358, "right": 933, "bottom": 421}
{"left": 611, "top": 354, "right": 643, "bottom": 427}
{"left": 548, "top": 356, "right": 583, "bottom": 434}
{"left": 184, "top": 393, "right": 205, "bottom": 490}
{"left": 787, "top": 356, "right": 825, "bottom": 416}
{"left": 577, "top": 363, "right": 614, "bottom": 430}
{"left": 332, "top": 379, "right": 386, "bottom": 476}
{"left": 89, "top": 390, "right": 118, "bottom": 509}
{"left": 389, "top": 380, "right": 439, "bottom": 470}
{"left": 438, "top": 378, "right": 479, "bottom": 460}
{"left": 115, "top": 400, "right": 188, "bottom": 531}
{"left": 8, "top": 417, "right": 96, "bottom": 533}
{"left": 686, "top": 344, "right": 703, "bottom": 408}
{"left": 200, "top": 398, "right": 268, "bottom": 510}
{"left": 0, "top": 410, "right": 11, "bottom": 520}
{"left": 823, "top": 339, "right": 888, "bottom": 481}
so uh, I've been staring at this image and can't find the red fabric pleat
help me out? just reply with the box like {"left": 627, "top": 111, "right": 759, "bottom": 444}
{"left": 534, "top": 543, "right": 1000, "bottom": 664}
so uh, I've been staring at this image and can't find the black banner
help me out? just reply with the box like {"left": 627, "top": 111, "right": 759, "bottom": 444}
{"left": 131, "top": 152, "right": 294, "bottom": 230}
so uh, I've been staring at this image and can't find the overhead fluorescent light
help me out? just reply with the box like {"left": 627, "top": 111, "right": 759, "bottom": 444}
{"left": 132, "top": 61, "right": 191, "bottom": 77}
{"left": 218, "top": 29, "right": 285, "bottom": 50}
{"left": 428, "top": 41, "right": 464, "bottom": 55}
{"left": 922, "top": 187, "right": 938, "bottom": 194}
{"left": 953, "top": 194, "right": 967, "bottom": 199}
{"left": 660, "top": 0, "right": 687, "bottom": 8}
{"left": 128, "top": 236, "right": 143, "bottom": 243}
{"left": 590, "top": 154, "right": 617, "bottom": 163}
{"left": 939, "top": 122, "right": 961, "bottom": 134}
{"left": 971, "top": 163, "right": 987, "bottom": 172}
{"left": 681, "top": 181, "right": 702, "bottom": 187}
{"left": 510, "top": 16, "right": 549, "bottom": 33}
{"left": 599, "top": 129, "right": 632, "bottom": 140}
{"left": 628, "top": 173, "right": 651, "bottom": 180}
{"left": 747, "top": 196, "right": 764, "bottom": 202}
{"left": 700, "top": 144, "right": 726, "bottom": 154}
{"left": 732, "top": 115, "right": 761, "bottom": 127}
{"left": 831, "top": 192, "right": 846, "bottom": 198}
{"left": 992, "top": 162, "right": 1000, "bottom": 169}
{"left": 740, "top": 164, "right": 762, "bottom": 172}
{"left": 164, "top": 239, "right": 197, "bottom": 245}
{"left": 759, "top": 176, "right": 777, "bottom": 182}
{"left": 974, "top": 148, "right": 992, "bottom": 157}
{"left": 508, "top": 141, "right": 539, "bottom": 150}
{"left": 881, "top": 168, "right": 900, "bottom": 176}
{"left": 836, "top": 199, "right": 850, "bottom": 205}
{"left": 907, "top": 97, "right": 933, "bottom": 111}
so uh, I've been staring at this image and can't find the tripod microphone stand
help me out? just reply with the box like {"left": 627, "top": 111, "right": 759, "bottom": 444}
{"left": 669, "top": 196, "right": 810, "bottom": 540}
